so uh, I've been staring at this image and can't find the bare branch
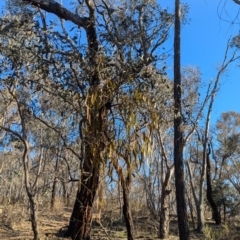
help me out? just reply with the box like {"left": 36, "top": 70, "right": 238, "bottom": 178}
{"left": 233, "top": 0, "right": 240, "bottom": 5}
{"left": 33, "top": 114, "right": 82, "bottom": 160}
{"left": 22, "top": 0, "right": 89, "bottom": 28}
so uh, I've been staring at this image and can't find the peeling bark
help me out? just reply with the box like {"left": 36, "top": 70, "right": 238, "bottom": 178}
{"left": 159, "top": 166, "right": 174, "bottom": 239}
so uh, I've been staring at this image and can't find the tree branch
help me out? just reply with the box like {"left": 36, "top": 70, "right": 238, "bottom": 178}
{"left": 233, "top": 0, "right": 240, "bottom": 5}
{"left": 22, "top": 0, "right": 89, "bottom": 28}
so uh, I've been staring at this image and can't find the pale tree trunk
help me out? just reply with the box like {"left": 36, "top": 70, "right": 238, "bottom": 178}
{"left": 187, "top": 161, "right": 205, "bottom": 232}
{"left": 196, "top": 203, "right": 205, "bottom": 232}
{"left": 50, "top": 147, "right": 60, "bottom": 210}
{"left": 173, "top": 0, "right": 190, "bottom": 239}
{"left": 187, "top": 192, "right": 196, "bottom": 230}
{"left": 0, "top": 84, "right": 42, "bottom": 239}
{"left": 186, "top": 39, "right": 239, "bottom": 232}
{"left": 61, "top": 180, "right": 67, "bottom": 204}
{"left": 118, "top": 180, "right": 123, "bottom": 222}
{"left": 0, "top": 129, "right": 40, "bottom": 240}
{"left": 203, "top": 39, "right": 240, "bottom": 226}
{"left": 21, "top": 139, "right": 40, "bottom": 240}
{"left": 159, "top": 165, "right": 174, "bottom": 239}
{"left": 50, "top": 177, "right": 57, "bottom": 210}
{"left": 157, "top": 131, "right": 174, "bottom": 239}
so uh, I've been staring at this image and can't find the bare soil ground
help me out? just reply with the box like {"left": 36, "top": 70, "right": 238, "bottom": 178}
{"left": 0, "top": 205, "right": 239, "bottom": 240}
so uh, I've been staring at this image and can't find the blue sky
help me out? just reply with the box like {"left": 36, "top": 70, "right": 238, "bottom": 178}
{"left": 1, "top": 0, "right": 239, "bottom": 124}
{"left": 182, "top": 0, "right": 240, "bottom": 123}
{"left": 166, "top": 0, "right": 240, "bottom": 123}
{"left": 157, "top": 0, "right": 240, "bottom": 123}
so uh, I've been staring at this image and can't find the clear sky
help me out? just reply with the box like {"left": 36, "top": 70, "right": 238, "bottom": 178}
{"left": 1, "top": 0, "right": 240, "bottom": 124}
{"left": 182, "top": 0, "right": 240, "bottom": 123}
{"left": 160, "top": 0, "right": 240, "bottom": 123}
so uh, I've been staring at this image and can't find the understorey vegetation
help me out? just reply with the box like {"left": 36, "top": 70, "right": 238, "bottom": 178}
{"left": 0, "top": 0, "right": 240, "bottom": 240}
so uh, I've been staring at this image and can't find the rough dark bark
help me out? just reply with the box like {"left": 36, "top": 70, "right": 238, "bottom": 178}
{"left": 66, "top": 154, "right": 101, "bottom": 240}
{"left": 50, "top": 178, "right": 57, "bottom": 210}
{"left": 115, "top": 164, "right": 135, "bottom": 240}
{"left": 206, "top": 145, "right": 221, "bottom": 225}
{"left": 223, "top": 202, "right": 226, "bottom": 223}
{"left": 28, "top": 194, "right": 39, "bottom": 240}
{"left": 173, "top": 0, "right": 190, "bottom": 239}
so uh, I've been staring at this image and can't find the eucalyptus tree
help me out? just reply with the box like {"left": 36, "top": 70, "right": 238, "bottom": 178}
{"left": 0, "top": 11, "right": 50, "bottom": 238}
{"left": 0, "top": 77, "right": 45, "bottom": 240}
{"left": 135, "top": 75, "right": 174, "bottom": 239}
{"left": 184, "top": 47, "right": 240, "bottom": 232}
{"left": 209, "top": 178, "right": 239, "bottom": 222}
{"left": 108, "top": 64, "right": 174, "bottom": 239}
{"left": 156, "top": 67, "right": 205, "bottom": 238}
{"left": 134, "top": 65, "right": 204, "bottom": 238}
{"left": 215, "top": 111, "right": 240, "bottom": 179}
{"left": 0, "top": 141, "right": 25, "bottom": 204}
{"left": 203, "top": 44, "right": 240, "bottom": 226}
{"left": 212, "top": 112, "right": 240, "bottom": 219}
{"left": 184, "top": 41, "right": 240, "bottom": 231}
{"left": 0, "top": 8, "right": 81, "bottom": 239}
{"left": 1, "top": 0, "right": 174, "bottom": 239}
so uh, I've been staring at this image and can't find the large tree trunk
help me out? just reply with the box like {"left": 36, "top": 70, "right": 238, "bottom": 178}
{"left": 206, "top": 145, "right": 221, "bottom": 225}
{"left": 66, "top": 153, "right": 101, "bottom": 240}
{"left": 67, "top": 96, "right": 106, "bottom": 239}
{"left": 173, "top": 0, "right": 190, "bottom": 239}
{"left": 66, "top": 133, "right": 102, "bottom": 239}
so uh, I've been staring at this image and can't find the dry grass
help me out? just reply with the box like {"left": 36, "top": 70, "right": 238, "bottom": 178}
{"left": 0, "top": 203, "right": 239, "bottom": 240}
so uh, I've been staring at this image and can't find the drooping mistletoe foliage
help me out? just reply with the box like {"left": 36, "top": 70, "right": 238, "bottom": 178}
{"left": 0, "top": 0, "right": 175, "bottom": 239}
